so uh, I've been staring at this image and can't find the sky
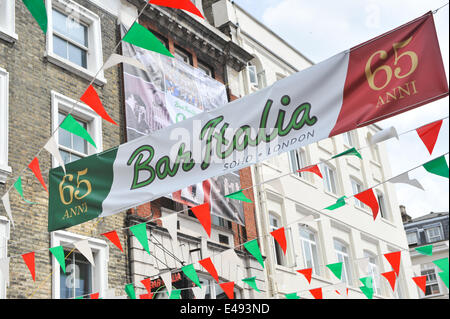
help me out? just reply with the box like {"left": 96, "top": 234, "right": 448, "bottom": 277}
{"left": 234, "top": 0, "right": 449, "bottom": 219}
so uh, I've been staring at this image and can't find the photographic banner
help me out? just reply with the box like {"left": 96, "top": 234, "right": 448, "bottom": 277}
{"left": 48, "top": 13, "right": 448, "bottom": 231}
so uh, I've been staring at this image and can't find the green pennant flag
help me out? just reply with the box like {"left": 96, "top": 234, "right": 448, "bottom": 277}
{"left": 438, "top": 271, "right": 449, "bottom": 288}
{"left": 285, "top": 292, "right": 300, "bottom": 299}
{"left": 332, "top": 147, "right": 362, "bottom": 160}
{"left": 415, "top": 245, "right": 433, "bottom": 256}
{"left": 75, "top": 296, "right": 84, "bottom": 299}
{"left": 224, "top": 190, "right": 252, "bottom": 203}
{"left": 244, "top": 239, "right": 264, "bottom": 268}
{"left": 125, "top": 283, "right": 136, "bottom": 299}
{"left": 182, "top": 264, "right": 201, "bottom": 288}
{"left": 168, "top": 289, "right": 182, "bottom": 299}
{"left": 49, "top": 245, "right": 66, "bottom": 274}
{"left": 359, "top": 286, "right": 374, "bottom": 299}
{"left": 130, "top": 223, "right": 151, "bottom": 256}
{"left": 433, "top": 257, "right": 449, "bottom": 273}
{"left": 60, "top": 114, "right": 97, "bottom": 148}
{"left": 13, "top": 176, "right": 36, "bottom": 204}
{"left": 123, "top": 22, "right": 173, "bottom": 58}
{"left": 326, "top": 262, "right": 343, "bottom": 280}
{"left": 423, "top": 156, "right": 449, "bottom": 178}
{"left": 324, "top": 196, "right": 347, "bottom": 211}
{"left": 22, "top": 0, "right": 48, "bottom": 34}
{"left": 242, "top": 276, "right": 260, "bottom": 292}
{"left": 359, "top": 276, "right": 373, "bottom": 289}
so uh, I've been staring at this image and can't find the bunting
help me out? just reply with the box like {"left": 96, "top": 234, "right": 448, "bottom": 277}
{"left": 160, "top": 271, "right": 173, "bottom": 296}
{"left": 60, "top": 114, "right": 97, "bottom": 148}
{"left": 368, "top": 126, "right": 399, "bottom": 145}
{"left": 389, "top": 172, "right": 424, "bottom": 190}
{"left": 182, "top": 264, "right": 202, "bottom": 287}
{"left": 199, "top": 257, "right": 219, "bottom": 283}
{"left": 90, "top": 292, "right": 100, "bottom": 299}
{"left": 101, "top": 230, "right": 123, "bottom": 252}
{"left": 412, "top": 276, "right": 427, "bottom": 294}
{"left": 124, "top": 283, "right": 136, "bottom": 299}
{"left": 416, "top": 120, "right": 443, "bottom": 155}
{"left": 168, "top": 289, "right": 182, "bottom": 299}
{"left": 21, "top": 252, "right": 35, "bottom": 281}
{"left": 243, "top": 239, "right": 264, "bottom": 269}
{"left": 384, "top": 251, "right": 401, "bottom": 276}
{"left": 270, "top": 227, "right": 287, "bottom": 255}
{"left": 49, "top": 245, "right": 66, "bottom": 274}
{"left": 73, "top": 240, "right": 95, "bottom": 266}
{"left": 324, "top": 196, "right": 347, "bottom": 211}
{"left": 122, "top": 22, "right": 173, "bottom": 57}
{"left": 381, "top": 271, "right": 397, "bottom": 292}
{"left": 191, "top": 203, "right": 211, "bottom": 238}
{"left": 423, "top": 155, "right": 449, "bottom": 178}
{"left": 14, "top": 176, "right": 35, "bottom": 204}
{"left": 359, "top": 285, "right": 374, "bottom": 299}
{"left": 192, "top": 285, "right": 207, "bottom": 299}
{"left": 161, "top": 213, "right": 178, "bottom": 242}
{"left": 285, "top": 292, "right": 300, "bottom": 299}
{"left": 242, "top": 276, "right": 260, "bottom": 293}
{"left": 28, "top": 157, "right": 47, "bottom": 192}
{"left": 326, "top": 262, "right": 343, "bottom": 280}
{"left": 415, "top": 245, "right": 433, "bottom": 256}
{"left": 103, "top": 53, "right": 147, "bottom": 71}
{"left": 219, "top": 282, "right": 235, "bottom": 299}
{"left": 332, "top": 147, "right": 362, "bottom": 160}
{"left": 149, "top": 0, "right": 205, "bottom": 19}
{"left": 22, "top": 0, "right": 48, "bottom": 33}
{"left": 296, "top": 268, "right": 312, "bottom": 284}
{"left": 141, "top": 277, "right": 153, "bottom": 299}
{"left": 309, "top": 287, "right": 323, "bottom": 299}
{"left": 130, "top": 223, "right": 151, "bottom": 256}
{"left": 438, "top": 271, "right": 449, "bottom": 288}
{"left": 224, "top": 190, "right": 253, "bottom": 203}
{"left": 354, "top": 189, "right": 379, "bottom": 220}
{"left": 44, "top": 136, "right": 66, "bottom": 173}
{"left": 80, "top": 85, "right": 118, "bottom": 126}
{"left": 297, "top": 165, "right": 323, "bottom": 178}
{"left": 433, "top": 257, "right": 449, "bottom": 273}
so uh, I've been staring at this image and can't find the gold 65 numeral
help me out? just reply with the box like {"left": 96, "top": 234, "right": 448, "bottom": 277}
{"left": 365, "top": 36, "right": 418, "bottom": 91}
{"left": 59, "top": 168, "right": 92, "bottom": 205}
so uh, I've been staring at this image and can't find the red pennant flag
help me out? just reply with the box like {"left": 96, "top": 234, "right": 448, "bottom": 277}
{"left": 141, "top": 277, "right": 152, "bottom": 292}
{"left": 101, "top": 230, "right": 123, "bottom": 252}
{"left": 191, "top": 203, "right": 211, "bottom": 237}
{"left": 28, "top": 157, "right": 47, "bottom": 192}
{"left": 416, "top": 120, "right": 443, "bottom": 155}
{"left": 90, "top": 292, "right": 99, "bottom": 299}
{"left": 270, "top": 227, "right": 287, "bottom": 255}
{"left": 149, "top": 0, "right": 204, "bottom": 19}
{"left": 412, "top": 275, "right": 427, "bottom": 294}
{"left": 297, "top": 165, "right": 323, "bottom": 178}
{"left": 22, "top": 252, "right": 35, "bottom": 281}
{"left": 309, "top": 287, "right": 322, "bottom": 299}
{"left": 354, "top": 188, "right": 379, "bottom": 220}
{"left": 296, "top": 268, "right": 312, "bottom": 284}
{"left": 199, "top": 257, "right": 219, "bottom": 283}
{"left": 381, "top": 270, "right": 397, "bottom": 292}
{"left": 384, "top": 251, "right": 401, "bottom": 276}
{"left": 219, "top": 281, "right": 235, "bottom": 299}
{"left": 139, "top": 293, "right": 152, "bottom": 299}
{"left": 80, "top": 85, "right": 118, "bottom": 126}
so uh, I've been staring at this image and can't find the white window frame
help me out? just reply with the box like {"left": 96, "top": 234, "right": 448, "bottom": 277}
{"left": 51, "top": 90, "right": 102, "bottom": 167}
{"left": 269, "top": 212, "right": 286, "bottom": 267}
{"left": 51, "top": 230, "right": 109, "bottom": 299}
{"left": 0, "top": 68, "right": 12, "bottom": 183}
{"left": 343, "top": 131, "right": 355, "bottom": 147}
{"left": 0, "top": 0, "right": 17, "bottom": 43}
{"left": 350, "top": 178, "right": 365, "bottom": 209}
{"left": 363, "top": 250, "right": 381, "bottom": 295}
{"left": 420, "top": 263, "right": 442, "bottom": 297}
{"left": 406, "top": 230, "right": 418, "bottom": 245}
{"left": 197, "top": 275, "right": 242, "bottom": 299}
{"left": 424, "top": 224, "right": 443, "bottom": 243}
{"left": 290, "top": 148, "right": 309, "bottom": 180}
{"left": 45, "top": 0, "right": 106, "bottom": 85}
{"left": 333, "top": 239, "right": 353, "bottom": 286}
{"left": 247, "top": 64, "right": 258, "bottom": 87}
{"left": 321, "top": 163, "right": 338, "bottom": 195}
{"left": 376, "top": 190, "right": 389, "bottom": 219}
{"left": 298, "top": 225, "right": 321, "bottom": 276}
{"left": 197, "top": 61, "right": 213, "bottom": 78}
{"left": 0, "top": 216, "right": 10, "bottom": 299}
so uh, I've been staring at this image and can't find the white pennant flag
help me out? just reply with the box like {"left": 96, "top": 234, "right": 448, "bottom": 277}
{"left": 1, "top": 192, "right": 14, "bottom": 229}
{"left": 355, "top": 257, "right": 370, "bottom": 276}
{"left": 161, "top": 213, "right": 178, "bottom": 243}
{"left": 192, "top": 285, "right": 207, "bottom": 299}
{"left": 103, "top": 53, "right": 147, "bottom": 71}
{"left": 369, "top": 126, "right": 399, "bottom": 145}
{"left": 74, "top": 239, "right": 95, "bottom": 266}
{"left": 332, "top": 282, "right": 348, "bottom": 299}
{"left": 44, "top": 137, "right": 66, "bottom": 173}
{"left": 160, "top": 271, "right": 172, "bottom": 297}
{"left": 0, "top": 258, "right": 10, "bottom": 287}
{"left": 389, "top": 172, "right": 424, "bottom": 190}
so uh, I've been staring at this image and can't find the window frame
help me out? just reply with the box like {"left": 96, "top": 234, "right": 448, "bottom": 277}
{"left": 0, "top": 216, "right": 10, "bottom": 299}
{"left": 406, "top": 230, "right": 419, "bottom": 246}
{"left": 290, "top": 148, "right": 308, "bottom": 180}
{"left": 174, "top": 45, "right": 193, "bottom": 65}
{"left": 420, "top": 263, "right": 441, "bottom": 297}
{"left": 333, "top": 238, "right": 353, "bottom": 286}
{"left": 197, "top": 275, "right": 242, "bottom": 299}
{"left": 247, "top": 64, "right": 258, "bottom": 87}
{"left": 0, "top": 0, "right": 17, "bottom": 43}
{"left": 376, "top": 190, "right": 388, "bottom": 219}
{"left": 343, "top": 131, "right": 355, "bottom": 147}
{"left": 321, "top": 162, "right": 339, "bottom": 195}
{"left": 424, "top": 224, "right": 443, "bottom": 243}
{"left": 0, "top": 68, "right": 12, "bottom": 183}
{"left": 197, "top": 60, "right": 214, "bottom": 78}
{"left": 269, "top": 212, "right": 286, "bottom": 267}
{"left": 298, "top": 225, "right": 321, "bottom": 276}
{"left": 363, "top": 250, "right": 381, "bottom": 295}
{"left": 350, "top": 177, "right": 365, "bottom": 209}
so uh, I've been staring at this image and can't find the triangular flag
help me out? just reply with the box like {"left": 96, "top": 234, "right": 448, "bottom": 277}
{"left": 438, "top": 271, "right": 449, "bottom": 288}
{"left": 270, "top": 227, "right": 287, "bottom": 255}
{"left": 168, "top": 289, "right": 182, "bottom": 299}
{"left": 423, "top": 156, "right": 449, "bottom": 179}
{"left": 244, "top": 239, "right": 264, "bottom": 268}
{"left": 359, "top": 286, "right": 373, "bottom": 299}
{"left": 355, "top": 257, "right": 370, "bottom": 276}
{"left": 219, "top": 282, "right": 235, "bottom": 299}
{"left": 309, "top": 287, "right": 322, "bottom": 299}
{"left": 359, "top": 276, "right": 373, "bottom": 288}
{"left": 1, "top": 192, "right": 14, "bottom": 228}
{"left": 296, "top": 268, "right": 312, "bottom": 284}
{"left": 21, "top": 252, "right": 35, "bottom": 281}
{"left": 130, "top": 223, "right": 151, "bottom": 256}
{"left": 60, "top": 114, "right": 97, "bottom": 148}
{"left": 384, "top": 251, "right": 401, "bottom": 276}
{"left": 44, "top": 136, "right": 66, "bottom": 173}
{"left": 242, "top": 276, "right": 260, "bottom": 292}
{"left": 141, "top": 277, "right": 153, "bottom": 298}
{"left": 122, "top": 22, "right": 173, "bottom": 57}
{"left": 389, "top": 172, "right": 424, "bottom": 190}
{"left": 101, "top": 230, "right": 123, "bottom": 252}
{"left": 369, "top": 126, "right": 399, "bottom": 145}
{"left": 160, "top": 271, "right": 172, "bottom": 296}
{"left": 103, "top": 53, "right": 147, "bottom": 71}
{"left": 285, "top": 292, "right": 300, "bottom": 299}
{"left": 199, "top": 257, "right": 219, "bottom": 283}
{"left": 49, "top": 245, "right": 66, "bottom": 274}
{"left": 81, "top": 85, "right": 117, "bottom": 126}
{"left": 332, "top": 147, "right": 362, "bottom": 159}
{"left": 433, "top": 257, "right": 449, "bottom": 273}
{"left": 415, "top": 245, "right": 433, "bottom": 256}
{"left": 354, "top": 189, "right": 379, "bottom": 220}
{"left": 139, "top": 293, "right": 152, "bottom": 299}
{"left": 381, "top": 271, "right": 397, "bottom": 292}
{"left": 297, "top": 165, "right": 323, "bottom": 178}
{"left": 22, "top": 0, "right": 47, "bottom": 33}
{"left": 416, "top": 120, "right": 443, "bottom": 155}
{"left": 326, "top": 262, "right": 343, "bottom": 280}
{"left": 90, "top": 292, "right": 100, "bottom": 299}
{"left": 182, "top": 264, "right": 202, "bottom": 287}
{"left": 28, "top": 157, "right": 47, "bottom": 192}
{"left": 192, "top": 285, "right": 207, "bottom": 299}
{"left": 13, "top": 176, "right": 35, "bottom": 204}
{"left": 74, "top": 239, "right": 95, "bottom": 266}
{"left": 224, "top": 190, "right": 252, "bottom": 203}
{"left": 124, "top": 283, "right": 136, "bottom": 299}
{"left": 324, "top": 196, "right": 347, "bottom": 211}
{"left": 149, "top": 0, "right": 204, "bottom": 19}
{"left": 161, "top": 213, "right": 178, "bottom": 242}
{"left": 412, "top": 275, "right": 427, "bottom": 294}
{"left": 191, "top": 203, "right": 211, "bottom": 237}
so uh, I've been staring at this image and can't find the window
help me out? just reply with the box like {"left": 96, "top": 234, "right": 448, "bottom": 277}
{"left": 351, "top": 178, "right": 365, "bottom": 209}
{"left": 343, "top": 131, "right": 355, "bottom": 147}
{"left": 197, "top": 276, "right": 241, "bottom": 299}
{"left": 425, "top": 226, "right": 443, "bottom": 243}
{"left": 247, "top": 64, "right": 258, "bottom": 87}
{"left": 257, "top": 70, "right": 267, "bottom": 89}
{"left": 51, "top": 231, "right": 109, "bottom": 299}
{"left": 364, "top": 251, "right": 381, "bottom": 295}
{"left": 370, "top": 144, "right": 381, "bottom": 163}
{"left": 290, "top": 148, "right": 308, "bottom": 179}
{"left": 334, "top": 239, "right": 352, "bottom": 285}
{"left": 299, "top": 225, "right": 320, "bottom": 276}
{"left": 0, "top": 217, "right": 10, "bottom": 299}
{"left": 174, "top": 46, "right": 192, "bottom": 65}
{"left": 376, "top": 191, "right": 388, "bottom": 219}
{"left": 197, "top": 61, "right": 214, "bottom": 78}
{"left": 51, "top": 91, "right": 102, "bottom": 166}
{"left": 421, "top": 264, "right": 441, "bottom": 296}
{"left": 406, "top": 231, "right": 418, "bottom": 245}
{"left": 269, "top": 213, "right": 286, "bottom": 266}
{"left": 0, "top": 68, "right": 11, "bottom": 183}
{"left": 0, "top": 0, "right": 17, "bottom": 42}
{"left": 321, "top": 163, "right": 338, "bottom": 195}
{"left": 45, "top": 0, "right": 105, "bottom": 85}
{"left": 211, "top": 215, "right": 232, "bottom": 230}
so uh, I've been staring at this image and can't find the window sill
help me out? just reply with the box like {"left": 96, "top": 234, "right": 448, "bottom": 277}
{"left": 0, "top": 29, "right": 18, "bottom": 44}
{"left": 0, "top": 165, "right": 12, "bottom": 184}
{"left": 262, "top": 161, "right": 282, "bottom": 173}
{"left": 290, "top": 174, "right": 318, "bottom": 189}
{"left": 323, "top": 190, "right": 341, "bottom": 200}
{"left": 369, "top": 159, "right": 382, "bottom": 167}
{"left": 45, "top": 52, "right": 107, "bottom": 86}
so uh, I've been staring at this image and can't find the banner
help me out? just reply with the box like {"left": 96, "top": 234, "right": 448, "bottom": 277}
{"left": 48, "top": 12, "right": 448, "bottom": 231}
